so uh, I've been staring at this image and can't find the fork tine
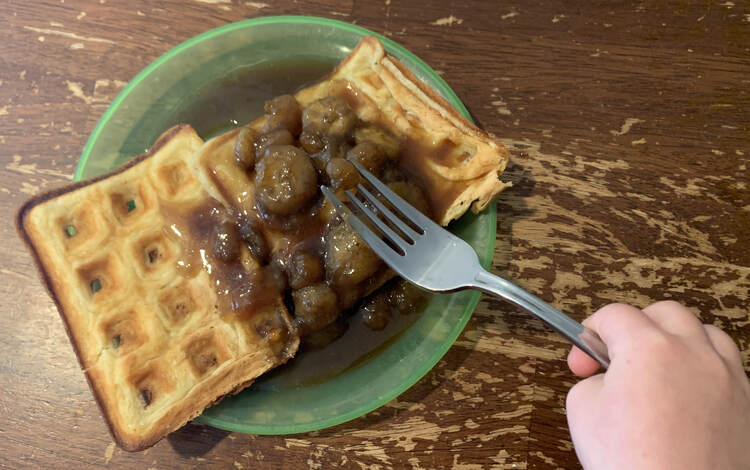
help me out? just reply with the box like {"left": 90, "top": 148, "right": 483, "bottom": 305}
{"left": 355, "top": 184, "right": 421, "bottom": 242}
{"left": 344, "top": 189, "right": 410, "bottom": 253}
{"left": 320, "top": 186, "right": 404, "bottom": 266}
{"left": 350, "top": 160, "right": 439, "bottom": 232}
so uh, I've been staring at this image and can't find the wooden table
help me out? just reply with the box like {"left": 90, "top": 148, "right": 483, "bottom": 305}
{"left": 1, "top": 1, "right": 748, "bottom": 468}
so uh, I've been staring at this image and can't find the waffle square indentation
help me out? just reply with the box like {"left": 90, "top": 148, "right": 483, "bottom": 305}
{"left": 100, "top": 309, "right": 146, "bottom": 356}
{"left": 183, "top": 332, "right": 230, "bottom": 377}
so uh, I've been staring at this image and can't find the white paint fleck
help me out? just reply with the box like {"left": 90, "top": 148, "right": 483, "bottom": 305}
{"left": 66, "top": 81, "right": 92, "bottom": 104}
{"left": 20, "top": 182, "right": 40, "bottom": 195}
{"left": 431, "top": 15, "right": 464, "bottom": 26}
{"left": 720, "top": 1, "right": 734, "bottom": 7}
{"left": 7, "top": 155, "right": 72, "bottom": 179}
{"left": 70, "top": 43, "right": 84, "bottom": 50}
{"left": 137, "top": 10, "right": 145, "bottom": 16}
{"left": 38, "top": 36, "right": 45, "bottom": 42}
{"left": 711, "top": 149, "right": 725, "bottom": 156}
{"left": 23, "top": 26, "right": 114, "bottom": 44}
{"left": 77, "top": 11, "right": 86, "bottom": 20}
{"left": 631, "top": 138, "right": 647, "bottom": 145}
{"left": 408, "top": 457, "right": 426, "bottom": 470}
{"left": 736, "top": 150, "right": 744, "bottom": 156}
{"left": 501, "top": 11, "right": 518, "bottom": 20}
{"left": 20, "top": 70, "right": 26, "bottom": 79}
{"left": 491, "top": 99, "right": 511, "bottom": 115}
{"left": 245, "top": 1, "right": 268, "bottom": 7}
{"left": 452, "top": 453, "right": 484, "bottom": 469}
{"left": 610, "top": 117, "right": 644, "bottom": 136}
{"left": 192, "top": 0, "right": 230, "bottom": 3}
{"left": 104, "top": 442, "right": 115, "bottom": 464}
{"left": 0, "top": 106, "right": 8, "bottom": 116}
{"left": 552, "top": 14, "right": 566, "bottom": 23}
{"left": 50, "top": 21, "right": 64, "bottom": 27}
{"left": 233, "top": 462, "right": 244, "bottom": 469}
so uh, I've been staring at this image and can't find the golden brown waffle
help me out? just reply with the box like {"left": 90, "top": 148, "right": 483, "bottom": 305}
{"left": 194, "top": 36, "right": 511, "bottom": 227}
{"left": 188, "top": 36, "right": 512, "bottom": 305}
{"left": 17, "top": 124, "right": 298, "bottom": 451}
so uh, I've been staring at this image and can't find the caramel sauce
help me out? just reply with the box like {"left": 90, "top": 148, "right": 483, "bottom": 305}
{"left": 157, "top": 59, "right": 447, "bottom": 385}
{"left": 169, "top": 58, "right": 338, "bottom": 139}
{"left": 259, "top": 304, "right": 421, "bottom": 389}
{"left": 162, "top": 200, "right": 278, "bottom": 322}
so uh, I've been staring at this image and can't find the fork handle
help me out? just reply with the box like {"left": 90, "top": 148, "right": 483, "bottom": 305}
{"left": 472, "top": 269, "right": 610, "bottom": 369}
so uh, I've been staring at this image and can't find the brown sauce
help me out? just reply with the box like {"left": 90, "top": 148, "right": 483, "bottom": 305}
{"left": 170, "top": 58, "right": 338, "bottom": 139}
{"left": 258, "top": 300, "right": 422, "bottom": 389}
{"left": 163, "top": 58, "right": 438, "bottom": 385}
{"left": 161, "top": 200, "right": 279, "bottom": 322}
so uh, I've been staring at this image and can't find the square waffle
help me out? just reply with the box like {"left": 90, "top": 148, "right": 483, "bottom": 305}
{"left": 17, "top": 125, "right": 298, "bottom": 451}
{"left": 194, "top": 36, "right": 511, "bottom": 227}
{"left": 188, "top": 36, "right": 512, "bottom": 306}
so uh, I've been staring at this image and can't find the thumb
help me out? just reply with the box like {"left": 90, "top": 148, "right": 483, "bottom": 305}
{"left": 568, "top": 345, "right": 601, "bottom": 377}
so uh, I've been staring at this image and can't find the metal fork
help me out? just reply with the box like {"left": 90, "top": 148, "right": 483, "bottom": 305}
{"left": 321, "top": 161, "right": 610, "bottom": 368}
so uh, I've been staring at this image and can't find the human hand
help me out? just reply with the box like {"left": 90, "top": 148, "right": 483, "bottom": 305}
{"left": 565, "top": 301, "right": 750, "bottom": 470}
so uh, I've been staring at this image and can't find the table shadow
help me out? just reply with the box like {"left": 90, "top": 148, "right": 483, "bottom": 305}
{"left": 167, "top": 422, "right": 231, "bottom": 457}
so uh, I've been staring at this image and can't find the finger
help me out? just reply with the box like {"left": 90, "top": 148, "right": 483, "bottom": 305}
{"left": 704, "top": 324, "right": 744, "bottom": 369}
{"left": 566, "top": 373, "right": 604, "bottom": 431}
{"left": 584, "top": 303, "right": 657, "bottom": 358}
{"left": 567, "top": 345, "right": 601, "bottom": 377}
{"left": 642, "top": 300, "right": 706, "bottom": 338}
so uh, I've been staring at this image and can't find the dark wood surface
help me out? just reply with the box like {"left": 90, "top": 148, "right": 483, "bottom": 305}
{"left": 1, "top": 1, "right": 748, "bottom": 468}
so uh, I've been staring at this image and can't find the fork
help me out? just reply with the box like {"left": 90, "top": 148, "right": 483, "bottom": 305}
{"left": 321, "top": 161, "right": 610, "bottom": 368}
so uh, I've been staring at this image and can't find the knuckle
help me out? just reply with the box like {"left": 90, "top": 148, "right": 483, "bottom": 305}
{"left": 594, "top": 302, "right": 636, "bottom": 323}
{"left": 647, "top": 299, "right": 686, "bottom": 314}
{"left": 643, "top": 330, "right": 677, "bottom": 356}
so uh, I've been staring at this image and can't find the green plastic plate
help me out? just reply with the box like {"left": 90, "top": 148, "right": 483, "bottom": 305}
{"left": 74, "top": 16, "right": 496, "bottom": 435}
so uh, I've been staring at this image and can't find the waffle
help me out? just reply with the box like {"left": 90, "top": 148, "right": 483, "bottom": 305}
{"left": 194, "top": 36, "right": 511, "bottom": 226}
{"left": 17, "top": 124, "right": 298, "bottom": 451}
{"left": 188, "top": 37, "right": 511, "bottom": 305}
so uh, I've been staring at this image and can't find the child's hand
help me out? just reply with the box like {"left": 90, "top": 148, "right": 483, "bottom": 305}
{"left": 566, "top": 301, "right": 750, "bottom": 469}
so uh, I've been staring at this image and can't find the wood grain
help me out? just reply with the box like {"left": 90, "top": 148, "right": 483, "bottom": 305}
{"left": 1, "top": 0, "right": 748, "bottom": 468}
